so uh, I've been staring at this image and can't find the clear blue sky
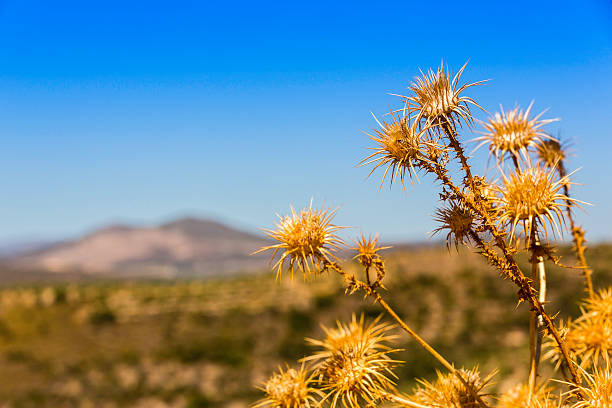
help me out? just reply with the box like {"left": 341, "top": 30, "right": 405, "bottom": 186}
{"left": 0, "top": 0, "right": 611, "bottom": 243}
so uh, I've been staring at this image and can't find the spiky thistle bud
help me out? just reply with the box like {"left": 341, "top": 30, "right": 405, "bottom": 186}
{"left": 403, "top": 62, "right": 484, "bottom": 128}
{"left": 351, "top": 235, "right": 390, "bottom": 284}
{"left": 305, "top": 315, "right": 400, "bottom": 408}
{"left": 536, "top": 138, "right": 567, "bottom": 169}
{"left": 409, "top": 367, "right": 493, "bottom": 408}
{"left": 254, "top": 364, "right": 323, "bottom": 408}
{"left": 475, "top": 103, "right": 557, "bottom": 162}
{"left": 361, "top": 112, "right": 437, "bottom": 189}
{"left": 432, "top": 203, "right": 475, "bottom": 249}
{"left": 490, "top": 162, "right": 580, "bottom": 241}
{"left": 254, "top": 201, "right": 345, "bottom": 280}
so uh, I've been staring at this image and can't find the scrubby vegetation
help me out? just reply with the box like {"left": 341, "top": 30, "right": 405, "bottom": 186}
{"left": 0, "top": 244, "right": 609, "bottom": 407}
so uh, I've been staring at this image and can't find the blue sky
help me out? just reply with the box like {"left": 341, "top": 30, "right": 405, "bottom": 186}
{"left": 0, "top": 0, "right": 611, "bottom": 243}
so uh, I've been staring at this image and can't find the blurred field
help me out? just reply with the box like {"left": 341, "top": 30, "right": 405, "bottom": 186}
{"left": 0, "top": 244, "right": 610, "bottom": 408}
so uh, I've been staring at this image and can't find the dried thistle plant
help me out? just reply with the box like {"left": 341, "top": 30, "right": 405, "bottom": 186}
{"left": 253, "top": 62, "right": 605, "bottom": 408}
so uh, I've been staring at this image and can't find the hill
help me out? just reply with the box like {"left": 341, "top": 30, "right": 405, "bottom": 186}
{"left": 4, "top": 218, "right": 270, "bottom": 279}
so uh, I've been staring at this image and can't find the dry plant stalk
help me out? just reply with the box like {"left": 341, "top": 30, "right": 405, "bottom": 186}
{"left": 536, "top": 139, "right": 595, "bottom": 297}
{"left": 252, "top": 62, "right": 609, "bottom": 408}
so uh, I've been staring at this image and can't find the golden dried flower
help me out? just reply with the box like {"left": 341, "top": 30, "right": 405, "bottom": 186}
{"left": 403, "top": 62, "right": 484, "bottom": 127}
{"left": 565, "top": 315, "right": 612, "bottom": 366}
{"left": 361, "top": 112, "right": 434, "bottom": 189}
{"left": 537, "top": 138, "right": 567, "bottom": 169}
{"left": 569, "top": 361, "right": 612, "bottom": 408}
{"left": 475, "top": 103, "right": 557, "bottom": 162}
{"left": 305, "top": 315, "right": 400, "bottom": 407}
{"left": 497, "top": 384, "right": 559, "bottom": 408}
{"left": 546, "top": 295, "right": 612, "bottom": 368}
{"left": 351, "top": 234, "right": 390, "bottom": 269}
{"left": 583, "top": 287, "right": 612, "bottom": 321}
{"left": 410, "top": 367, "right": 493, "bottom": 408}
{"left": 254, "top": 202, "right": 345, "bottom": 280}
{"left": 491, "top": 163, "right": 578, "bottom": 241}
{"left": 254, "top": 364, "right": 323, "bottom": 408}
{"left": 432, "top": 203, "right": 475, "bottom": 249}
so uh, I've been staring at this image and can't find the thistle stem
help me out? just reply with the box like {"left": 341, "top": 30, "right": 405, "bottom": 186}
{"left": 371, "top": 289, "right": 490, "bottom": 408}
{"left": 536, "top": 251, "right": 546, "bottom": 366}
{"left": 465, "top": 229, "right": 583, "bottom": 395}
{"left": 322, "top": 260, "right": 490, "bottom": 408}
{"left": 527, "top": 225, "right": 546, "bottom": 402}
{"left": 439, "top": 117, "right": 476, "bottom": 193}
{"left": 557, "top": 162, "right": 594, "bottom": 298}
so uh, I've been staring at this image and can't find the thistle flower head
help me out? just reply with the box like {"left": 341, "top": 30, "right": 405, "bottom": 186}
{"left": 559, "top": 290, "right": 612, "bottom": 366}
{"left": 566, "top": 316, "right": 612, "bottom": 366}
{"left": 546, "top": 305, "right": 612, "bottom": 368}
{"left": 254, "top": 201, "right": 345, "bottom": 280}
{"left": 583, "top": 287, "right": 612, "bottom": 320}
{"left": 254, "top": 364, "right": 323, "bottom": 408}
{"left": 361, "top": 112, "right": 434, "bottom": 189}
{"left": 405, "top": 62, "right": 484, "bottom": 127}
{"left": 537, "top": 138, "right": 567, "bottom": 169}
{"left": 475, "top": 103, "right": 557, "bottom": 162}
{"left": 497, "top": 384, "right": 559, "bottom": 408}
{"left": 410, "top": 367, "right": 493, "bottom": 408}
{"left": 490, "top": 163, "right": 577, "bottom": 241}
{"left": 351, "top": 234, "right": 390, "bottom": 269}
{"left": 432, "top": 202, "right": 475, "bottom": 249}
{"left": 305, "top": 315, "right": 400, "bottom": 407}
{"left": 568, "top": 360, "right": 612, "bottom": 408}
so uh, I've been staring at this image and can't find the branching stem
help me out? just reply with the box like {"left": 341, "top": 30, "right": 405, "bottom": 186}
{"left": 440, "top": 118, "right": 476, "bottom": 193}
{"left": 464, "top": 227, "right": 582, "bottom": 395}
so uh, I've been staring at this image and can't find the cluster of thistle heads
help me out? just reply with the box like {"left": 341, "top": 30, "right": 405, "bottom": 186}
{"left": 253, "top": 63, "right": 611, "bottom": 408}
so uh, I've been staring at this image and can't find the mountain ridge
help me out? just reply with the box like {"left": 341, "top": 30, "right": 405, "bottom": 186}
{"left": 5, "top": 217, "right": 271, "bottom": 279}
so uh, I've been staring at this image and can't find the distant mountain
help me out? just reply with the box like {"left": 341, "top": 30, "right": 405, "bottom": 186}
{"left": 5, "top": 218, "right": 272, "bottom": 279}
